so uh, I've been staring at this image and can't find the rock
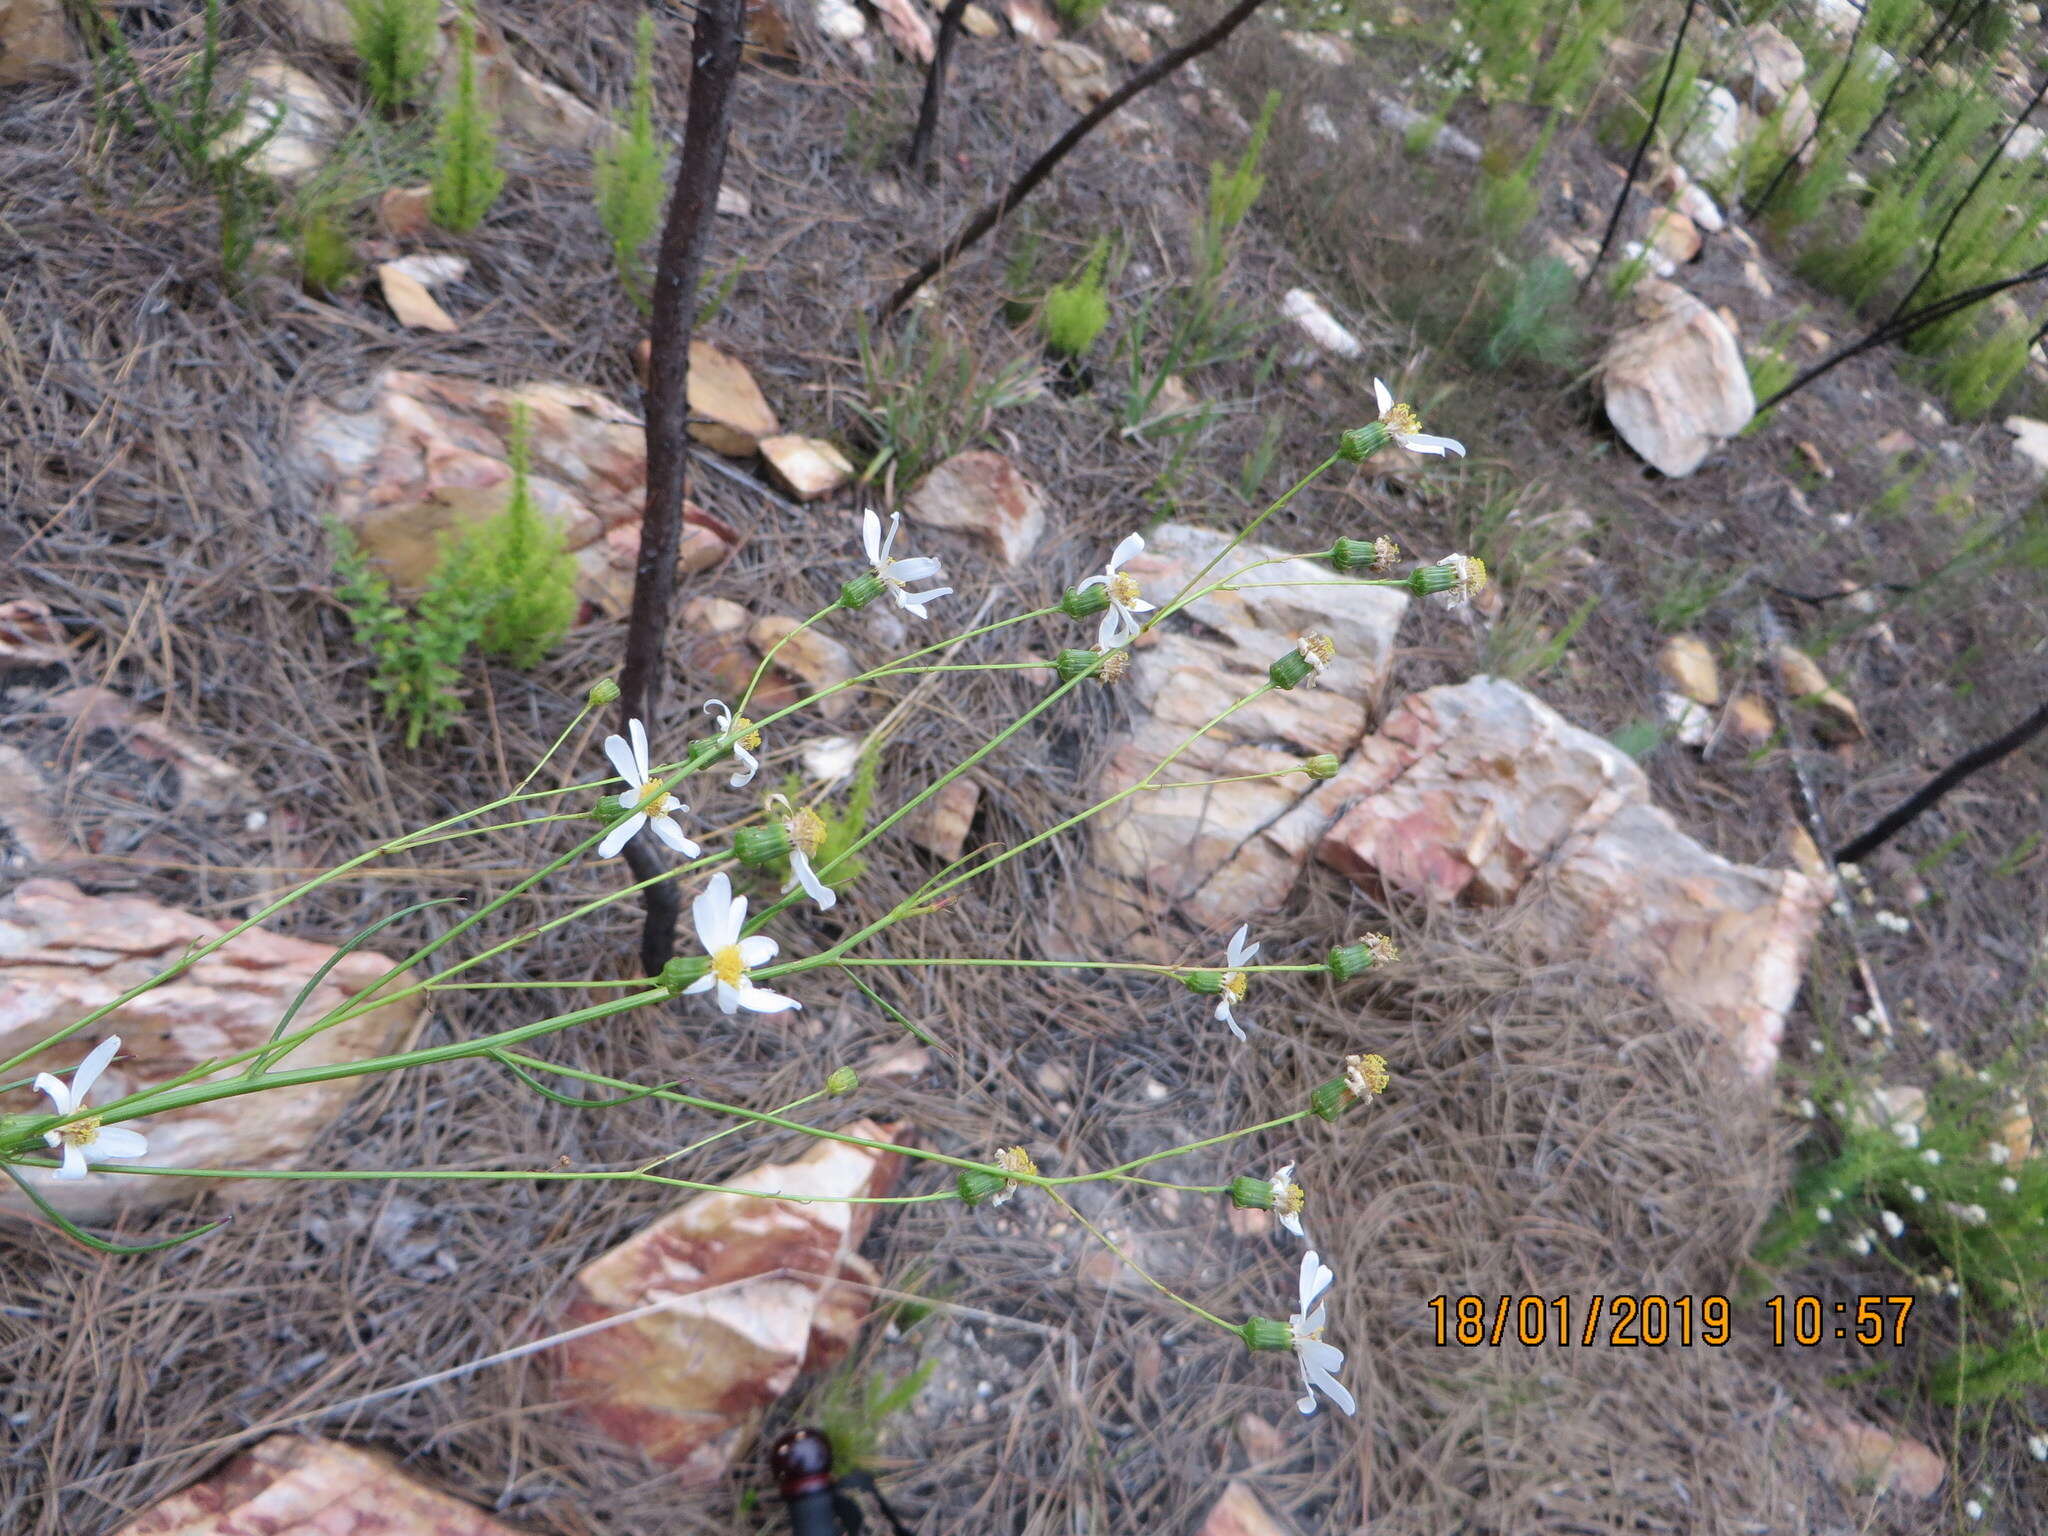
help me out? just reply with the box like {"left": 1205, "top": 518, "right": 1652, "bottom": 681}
{"left": 1647, "top": 207, "right": 1701, "bottom": 264}
{"left": 904, "top": 450, "right": 1047, "bottom": 565}
{"left": 1998, "top": 1105, "right": 2033, "bottom": 1163}
{"left": 1663, "top": 693, "right": 1713, "bottom": 748}
{"left": 1725, "top": 692, "right": 1775, "bottom": 744}
{"left": 1796, "top": 440, "right": 1833, "bottom": 480}
{"left": 1315, "top": 678, "right": 1825, "bottom": 1077}
{"left": 452, "top": 13, "right": 606, "bottom": 150}
{"left": 2004, "top": 415, "right": 2048, "bottom": 475}
{"left": 557, "top": 1122, "right": 909, "bottom": 1480}
{"left": 1280, "top": 289, "right": 1362, "bottom": 358}
{"left": 1849, "top": 1084, "right": 1926, "bottom": 1135}
{"left": 1546, "top": 230, "right": 1597, "bottom": 278}
{"left": 911, "top": 777, "right": 980, "bottom": 862}
{"left": 377, "top": 184, "right": 435, "bottom": 238}
{"left": 0, "top": 0, "right": 78, "bottom": 85}
{"left": 213, "top": 57, "right": 346, "bottom": 183}
{"left": 1072, "top": 523, "right": 1409, "bottom": 946}
{"left": 381, "top": 253, "right": 469, "bottom": 287}
{"left": 376, "top": 262, "right": 459, "bottom": 333}
{"left": 1302, "top": 103, "right": 1339, "bottom": 143}
{"left": 112, "top": 1434, "right": 529, "bottom": 1536}
{"left": 1281, "top": 28, "right": 1353, "bottom": 65}
{"left": 1372, "top": 93, "right": 1482, "bottom": 159}
{"left": 1875, "top": 428, "right": 1918, "bottom": 457}
{"left": 1134, "top": 2, "right": 1177, "bottom": 32}
{"left": 1602, "top": 278, "right": 1754, "bottom": 476}
{"left": 684, "top": 340, "right": 781, "bottom": 457}
{"left": 1198, "top": 1481, "right": 1295, "bottom": 1536}
{"left": 1793, "top": 1408, "right": 1945, "bottom": 1499}
{"left": 871, "top": 0, "right": 932, "bottom": 59}
{"left": 750, "top": 617, "right": 857, "bottom": 721}
{"left": 1773, "top": 645, "right": 1864, "bottom": 742}
{"left": 0, "top": 879, "right": 423, "bottom": 1222}
{"left": 1741, "top": 259, "right": 1774, "bottom": 298}
{"left": 1658, "top": 635, "right": 1721, "bottom": 706}
{"left": 759, "top": 435, "right": 855, "bottom": 501}
{"left": 1809, "top": 0, "right": 1864, "bottom": 39}
{"left": 717, "top": 184, "right": 751, "bottom": 217}
{"left": 1621, "top": 239, "right": 1678, "bottom": 280}
{"left": 961, "top": 3, "right": 1000, "bottom": 37}
{"left": 815, "top": 0, "right": 866, "bottom": 39}
{"left": 1784, "top": 821, "right": 1830, "bottom": 882}
{"left": 1235, "top": 1412, "right": 1288, "bottom": 1462}
{"left": 1676, "top": 180, "right": 1724, "bottom": 232}
{"left": 0, "top": 746, "right": 73, "bottom": 869}
{"left": 289, "top": 370, "right": 736, "bottom": 613}
{"left": 1676, "top": 82, "right": 1743, "bottom": 184}
{"left": 1096, "top": 11, "right": 1152, "bottom": 62}
{"left": 1003, "top": 0, "right": 1057, "bottom": 42}
{"left": 1040, "top": 40, "right": 1113, "bottom": 112}
{"left": 1732, "top": 23, "right": 1809, "bottom": 118}
{"left": 1799, "top": 323, "right": 1831, "bottom": 353}
{"left": 39, "top": 686, "right": 244, "bottom": 813}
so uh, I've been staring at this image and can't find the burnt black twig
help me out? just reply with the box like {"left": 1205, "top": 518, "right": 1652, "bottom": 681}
{"left": 1835, "top": 699, "right": 2048, "bottom": 864}
{"left": 906, "top": 0, "right": 972, "bottom": 179}
{"left": 1583, "top": 0, "right": 1700, "bottom": 292}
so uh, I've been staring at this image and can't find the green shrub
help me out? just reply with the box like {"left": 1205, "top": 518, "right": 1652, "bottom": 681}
{"left": 331, "top": 522, "right": 489, "bottom": 749}
{"left": 348, "top": 0, "right": 438, "bottom": 113}
{"left": 1055, "top": 0, "right": 1110, "bottom": 21}
{"left": 1480, "top": 255, "right": 1581, "bottom": 371}
{"left": 1040, "top": 238, "right": 1111, "bottom": 358}
{"left": 472, "top": 405, "right": 577, "bottom": 667}
{"left": 1531, "top": 0, "right": 1623, "bottom": 110}
{"left": 429, "top": 2, "right": 505, "bottom": 232}
{"left": 594, "top": 11, "right": 670, "bottom": 312}
{"left": 1933, "top": 315, "right": 2034, "bottom": 418}
{"left": 295, "top": 205, "right": 359, "bottom": 293}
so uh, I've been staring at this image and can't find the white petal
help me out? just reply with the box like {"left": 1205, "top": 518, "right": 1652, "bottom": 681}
{"left": 57, "top": 1143, "right": 87, "bottom": 1180}
{"left": 1297, "top": 1337, "right": 1344, "bottom": 1373}
{"left": 1226, "top": 925, "right": 1257, "bottom": 966}
{"left": 713, "top": 981, "right": 743, "bottom": 1015}
{"left": 789, "top": 851, "right": 837, "bottom": 910}
{"left": 893, "top": 585, "right": 952, "bottom": 618}
{"left": 716, "top": 892, "right": 749, "bottom": 950}
{"left": 682, "top": 974, "right": 716, "bottom": 995}
{"left": 1373, "top": 378, "right": 1393, "bottom": 414}
{"left": 33, "top": 1072, "right": 73, "bottom": 1115}
{"left": 1216, "top": 998, "right": 1246, "bottom": 1041}
{"left": 693, "top": 872, "right": 734, "bottom": 948}
{"left": 1075, "top": 572, "right": 1109, "bottom": 592}
{"left": 1299, "top": 1303, "right": 1327, "bottom": 1336}
{"left": 1124, "top": 596, "right": 1157, "bottom": 616}
{"left": 1305, "top": 1357, "right": 1356, "bottom": 1416}
{"left": 1404, "top": 433, "right": 1465, "bottom": 458}
{"left": 1279, "top": 1210, "right": 1305, "bottom": 1239}
{"left": 628, "top": 717, "right": 652, "bottom": 781}
{"left": 92, "top": 1126, "right": 149, "bottom": 1159}
{"left": 597, "top": 813, "right": 645, "bottom": 859}
{"left": 603, "top": 733, "right": 641, "bottom": 789}
{"left": 737, "top": 934, "right": 779, "bottom": 967}
{"left": 649, "top": 816, "right": 698, "bottom": 856}
{"left": 885, "top": 555, "right": 942, "bottom": 582}
{"left": 703, "top": 698, "right": 733, "bottom": 731}
{"left": 1107, "top": 532, "right": 1145, "bottom": 572}
{"left": 730, "top": 743, "right": 759, "bottom": 788}
{"left": 862, "top": 507, "right": 884, "bottom": 564}
{"left": 1299, "top": 1250, "right": 1334, "bottom": 1312}
{"left": 735, "top": 983, "right": 802, "bottom": 1014}
{"left": 69, "top": 1036, "right": 121, "bottom": 1103}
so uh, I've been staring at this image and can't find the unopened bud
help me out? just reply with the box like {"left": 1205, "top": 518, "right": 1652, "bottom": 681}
{"left": 734, "top": 823, "right": 793, "bottom": 867}
{"left": 1338, "top": 420, "right": 1394, "bottom": 462}
{"left": 1328, "top": 934, "right": 1398, "bottom": 979}
{"left": 1053, "top": 648, "right": 1104, "bottom": 683}
{"left": 1406, "top": 561, "right": 1459, "bottom": 596}
{"left": 1060, "top": 584, "right": 1112, "bottom": 620}
{"left": 587, "top": 677, "right": 621, "bottom": 706}
{"left": 826, "top": 1067, "right": 858, "bottom": 1096}
{"left": 1239, "top": 1315, "right": 1292, "bottom": 1352}
{"left": 838, "top": 573, "right": 885, "bottom": 610}
{"left": 1183, "top": 969, "right": 1226, "bottom": 996}
{"left": 1228, "top": 1175, "right": 1276, "bottom": 1210}
{"left": 956, "top": 1167, "right": 1008, "bottom": 1205}
{"left": 1309, "top": 1078, "right": 1351, "bottom": 1122}
{"left": 1303, "top": 754, "right": 1341, "bottom": 780}
{"left": 1330, "top": 535, "right": 1400, "bottom": 573}
{"left": 657, "top": 955, "right": 710, "bottom": 995}
{"left": 1268, "top": 649, "right": 1313, "bottom": 690}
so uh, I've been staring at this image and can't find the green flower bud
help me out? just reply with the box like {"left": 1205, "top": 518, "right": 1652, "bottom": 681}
{"left": 1182, "top": 969, "right": 1226, "bottom": 996}
{"left": 657, "top": 955, "right": 711, "bottom": 995}
{"left": 1269, "top": 650, "right": 1313, "bottom": 690}
{"left": 1238, "top": 1315, "right": 1293, "bottom": 1352}
{"left": 1327, "top": 934, "right": 1398, "bottom": 979}
{"left": 1053, "top": 648, "right": 1104, "bottom": 683}
{"left": 826, "top": 1067, "right": 858, "bottom": 1096}
{"left": 839, "top": 573, "right": 885, "bottom": 610}
{"left": 1228, "top": 1175, "right": 1277, "bottom": 1211}
{"left": 1303, "top": 754, "right": 1341, "bottom": 780}
{"left": 1309, "top": 1078, "right": 1351, "bottom": 1122}
{"left": 586, "top": 677, "right": 621, "bottom": 706}
{"left": 734, "top": 823, "right": 792, "bottom": 867}
{"left": 1338, "top": 420, "right": 1394, "bottom": 462}
{"left": 1407, "top": 561, "right": 1459, "bottom": 597}
{"left": 956, "top": 1167, "right": 1008, "bottom": 1205}
{"left": 1060, "top": 584, "right": 1111, "bottom": 620}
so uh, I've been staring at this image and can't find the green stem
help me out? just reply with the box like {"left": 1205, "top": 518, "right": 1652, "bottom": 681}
{"left": 1047, "top": 1188, "right": 1234, "bottom": 1331}
{"left": 1147, "top": 453, "right": 1341, "bottom": 631}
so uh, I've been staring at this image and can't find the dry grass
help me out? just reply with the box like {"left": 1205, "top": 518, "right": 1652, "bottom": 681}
{"left": 3, "top": 1, "right": 2046, "bottom": 1533}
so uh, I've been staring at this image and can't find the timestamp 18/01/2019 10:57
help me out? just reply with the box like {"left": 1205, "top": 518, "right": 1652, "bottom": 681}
{"left": 1426, "top": 1294, "right": 1917, "bottom": 1348}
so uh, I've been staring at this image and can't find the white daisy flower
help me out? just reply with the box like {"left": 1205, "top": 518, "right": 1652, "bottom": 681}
{"left": 862, "top": 509, "right": 952, "bottom": 619}
{"left": 1215, "top": 924, "right": 1259, "bottom": 1041}
{"left": 1999, "top": 1175, "right": 2018, "bottom": 1195}
{"left": 1287, "top": 1249, "right": 1356, "bottom": 1416}
{"left": 1880, "top": 1209, "right": 1905, "bottom": 1239}
{"left": 1433, "top": 553, "right": 1488, "bottom": 608}
{"left": 35, "top": 1036, "right": 149, "bottom": 1181}
{"left": 599, "top": 718, "right": 701, "bottom": 860}
{"left": 1269, "top": 1163, "right": 1307, "bottom": 1240}
{"left": 2026, "top": 1433, "right": 2046, "bottom": 1462}
{"left": 683, "top": 872, "right": 801, "bottom": 1015}
{"left": 1075, "top": 532, "right": 1157, "bottom": 650}
{"left": 1371, "top": 378, "right": 1465, "bottom": 457}
{"left": 702, "top": 699, "right": 762, "bottom": 789}
{"left": 769, "top": 793, "right": 836, "bottom": 911}
{"left": 1847, "top": 1231, "right": 1872, "bottom": 1256}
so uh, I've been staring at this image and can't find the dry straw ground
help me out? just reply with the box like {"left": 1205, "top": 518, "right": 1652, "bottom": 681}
{"left": 3, "top": 2, "right": 2046, "bottom": 1533}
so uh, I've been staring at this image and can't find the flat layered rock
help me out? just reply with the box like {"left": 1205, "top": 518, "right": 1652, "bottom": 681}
{"left": 1603, "top": 279, "right": 1753, "bottom": 476}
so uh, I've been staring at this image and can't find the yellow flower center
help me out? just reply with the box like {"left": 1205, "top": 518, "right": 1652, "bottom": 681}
{"left": 786, "top": 806, "right": 827, "bottom": 858}
{"left": 1274, "top": 1181, "right": 1306, "bottom": 1218}
{"left": 1108, "top": 572, "right": 1143, "bottom": 607}
{"left": 1360, "top": 933, "right": 1400, "bottom": 967}
{"left": 1298, "top": 633, "right": 1335, "bottom": 670}
{"left": 1344, "top": 1052, "right": 1391, "bottom": 1099}
{"left": 734, "top": 717, "right": 762, "bottom": 751}
{"left": 1456, "top": 555, "right": 1488, "bottom": 596}
{"left": 55, "top": 1117, "right": 101, "bottom": 1147}
{"left": 711, "top": 945, "right": 746, "bottom": 989}
{"left": 1372, "top": 536, "right": 1401, "bottom": 571}
{"left": 1381, "top": 402, "right": 1421, "bottom": 438}
{"left": 1221, "top": 971, "right": 1249, "bottom": 1002}
{"left": 995, "top": 1145, "right": 1038, "bottom": 1181}
{"left": 633, "top": 784, "right": 672, "bottom": 816}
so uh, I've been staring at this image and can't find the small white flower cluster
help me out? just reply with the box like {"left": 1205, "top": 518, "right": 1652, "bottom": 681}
{"left": 1872, "top": 910, "right": 1911, "bottom": 934}
{"left": 2027, "top": 1432, "right": 2048, "bottom": 1462}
